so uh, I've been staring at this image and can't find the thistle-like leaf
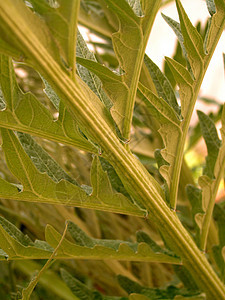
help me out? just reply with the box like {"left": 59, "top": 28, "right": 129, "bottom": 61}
{"left": 165, "top": 57, "right": 194, "bottom": 120}
{"left": 212, "top": 203, "right": 225, "bottom": 282}
{"left": 175, "top": 0, "right": 205, "bottom": 78}
{"left": 0, "top": 216, "right": 53, "bottom": 259}
{"left": 138, "top": 82, "right": 181, "bottom": 188}
{"left": 17, "top": 132, "right": 77, "bottom": 185}
{"left": 144, "top": 54, "right": 181, "bottom": 117}
{"left": 0, "top": 129, "right": 143, "bottom": 217}
{"left": 104, "top": 0, "right": 142, "bottom": 87}
{"left": 206, "top": 0, "right": 217, "bottom": 16}
{"left": 45, "top": 221, "right": 180, "bottom": 264}
{"left": 84, "top": 0, "right": 161, "bottom": 137}
{"left": 197, "top": 110, "right": 221, "bottom": 179}
{"left": 0, "top": 0, "right": 60, "bottom": 65}
{"left": 29, "top": 0, "right": 80, "bottom": 74}
{"left": 161, "top": 13, "right": 192, "bottom": 75}
{"left": 61, "top": 268, "right": 126, "bottom": 300}
{"left": 0, "top": 218, "right": 180, "bottom": 263}
{"left": 187, "top": 106, "right": 225, "bottom": 248}
{"left": 0, "top": 87, "right": 5, "bottom": 110}
{"left": 127, "top": 0, "right": 143, "bottom": 16}
{"left": 186, "top": 185, "right": 203, "bottom": 246}
{"left": 0, "top": 54, "right": 96, "bottom": 153}
{"left": 187, "top": 105, "right": 223, "bottom": 151}
{"left": 118, "top": 275, "right": 203, "bottom": 299}
{"left": 76, "top": 30, "right": 112, "bottom": 110}
{"left": 42, "top": 76, "right": 60, "bottom": 110}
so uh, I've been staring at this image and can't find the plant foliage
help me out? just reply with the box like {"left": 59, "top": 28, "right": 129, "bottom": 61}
{"left": 0, "top": 0, "right": 224, "bottom": 299}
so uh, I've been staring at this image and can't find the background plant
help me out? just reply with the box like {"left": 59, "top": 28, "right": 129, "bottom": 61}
{"left": 0, "top": 0, "right": 224, "bottom": 299}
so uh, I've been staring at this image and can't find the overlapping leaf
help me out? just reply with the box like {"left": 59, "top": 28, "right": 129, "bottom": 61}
{"left": 61, "top": 268, "right": 201, "bottom": 300}
{"left": 197, "top": 110, "right": 222, "bottom": 179}
{"left": 212, "top": 203, "right": 225, "bottom": 282}
{"left": 186, "top": 185, "right": 203, "bottom": 245}
{"left": 29, "top": 0, "right": 80, "bottom": 75}
{"left": 204, "top": 0, "right": 225, "bottom": 56}
{"left": 17, "top": 132, "right": 78, "bottom": 185}
{"left": 0, "top": 217, "right": 180, "bottom": 264}
{"left": 76, "top": 30, "right": 112, "bottom": 111}
{"left": 0, "top": 54, "right": 96, "bottom": 152}
{"left": 175, "top": 0, "right": 205, "bottom": 79}
{"left": 45, "top": 221, "right": 180, "bottom": 263}
{"left": 0, "top": 0, "right": 60, "bottom": 64}
{"left": 187, "top": 103, "right": 223, "bottom": 151}
{"left": 97, "top": 0, "right": 142, "bottom": 134}
{"left": 0, "top": 128, "right": 143, "bottom": 217}
{"left": 78, "top": 0, "right": 114, "bottom": 38}
{"left": 0, "top": 216, "right": 53, "bottom": 260}
{"left": 61, "top": 268, "right": 128, "bottom": 300}
{"left": 143, "top": 55, "right": 181, "bottom": 117}
{"left": 138, "top": 64, "right": 182, "bottom": 189}
{"left": 81, "top": 0, "right": 161, "bottom": 137}
{"left": 117, "top": 275, "right": 204, "bottom": 299}
{"left": 187, "top": 106, "right": 225, "bottom": 248}
{"left": 0, "top": 3, "right": 117, "bottom": 148}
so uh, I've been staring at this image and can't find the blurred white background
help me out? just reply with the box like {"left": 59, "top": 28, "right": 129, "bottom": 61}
{"left": 147, "top": 0, "right": 225, "bottom": 103}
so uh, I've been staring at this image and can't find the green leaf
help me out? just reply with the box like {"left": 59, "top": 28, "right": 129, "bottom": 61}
{"left": 0, "top": 129, "right": 143, "bottom": 217}
{"left": 138, "top": 81, "right": 182, "bottom": 188}
{"left": 0, "top": 216, "right": 52, "bottom": 259}
{"left": 21, "top": 223, "right": 69, "bottom": 300}
{"left": 29, "top": 0, "right": 80, "bottom": 75}
{"left": 101, "top": 0, "right": 142, "bottom": 135}
{"left": 118, "top": 275, "right": 201, "bottom": 299}
{"left": 0, "top": 54, "right": 96, "bottom": 153}
{"left": 45, "top": 221, "right": 181, "bottom": 264}
{"left": 76, "top": 30, "right": 112, "bottom": 110}
{"left": 95, "top": 0, "right": 161, "bottom": 138}
{"left": 61, "top": 268, "right": 124, "bottom": 300}
{"left": 140, "top": 0, "right": 161, "bottom": 34}
{"left": 127, "top": 0, "right": 142, "bottom": 16}
{"left": 0, "top": 36, "right": 23, "bottom": 60}
{"left": 78, "top": 1, "right": 114, "bottom": 38}
{"left": 138, "top": 83, "right": 180, "bottom": 127}
{"left": 17, "top": 131, "right": 78, "bottom": 185}
{"left": 197, "top": 110, "right": 221, "bottom": 179}
{"left": 187, "top": 107, "right": 225, "bottom": 250}
{"left": 136, "top": 230, "right": 175, "bottom": 257}
{"left": 163, "top": 40, "right": 186, "bottom": 89}
{"left": 15, "top": 260, "right": 79, "bottom": 300}
{"left": 128, "top": 295, "right": 149, "bottom": 300}
{"left": 161, "top": 14, "right": 193, "bottom": 76}
{"left": 61, "top": 269, "right": 94, "bottom": 300}
{"left": 99, "top": 157, "right": 130, "bottom": 197}
{"left": 175, "top": 0, "right": 205, "bottom": 78}
{"left": 187, "top": 105, "right": 223, "bottom": 151}
{"left": 104, "top": 0, "right": 141, "bottom": 87}
{"left": 42, "top": 76, "right": 61, "bottom": 110}
{"left": 0, "top": 216, "right": 33, "bottom": 247}
{"left": 173, "top": 264, "right": 200, "bottom": 293}
{"left": 204, "top": 0, "right": 225, "bottom": 55}
{"left": 76, "top": 56, "right": 128, "bottom": 117}
{"left": 143, "top": 54, "right": 181, "bottom": 117}
{"left": 186, "top": 185, "right": 203, "bottom": 246}
{"left": 76, "top": 1, "right": 161, "bottom": 139}
{"left": 165, "top": 57, "right": 194, "bottom": 120}
{"left": 77, "top": 52, "right": 129, "bottom": 136}
{"left": 0, "top": 218, "right": 180, "bottom": 264}
{"left": 206, "top": 0, "right": 217, "bottom": 16}
{"left": 212, "top": 203, "right": 225, "bottom": 282}
{"left": 0, "top": 0, "right": 60, "bottom": 65}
